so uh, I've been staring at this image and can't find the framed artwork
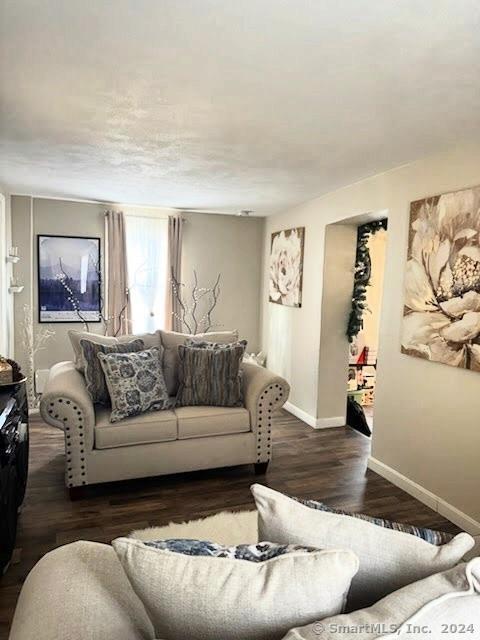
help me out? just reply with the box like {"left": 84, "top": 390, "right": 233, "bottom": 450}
{"left": 401, "top": 185, "right": 480, "bottom": 371}
{"left": 269, "top": 227, "right": 305, "bottom": 307}
{"left": 37, "top": 234, "right": 101, "bottom": 323}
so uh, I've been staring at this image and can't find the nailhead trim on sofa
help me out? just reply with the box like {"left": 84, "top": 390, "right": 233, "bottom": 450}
{"left": 256, "top": 382, "right": 285, "bottom": 463}
{"left": 47, "top": 398, "right": 88, "bottom": 488}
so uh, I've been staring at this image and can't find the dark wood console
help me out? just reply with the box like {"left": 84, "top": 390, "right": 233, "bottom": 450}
{"left": 0, "top": 380, "right": 29, "bottom": 575}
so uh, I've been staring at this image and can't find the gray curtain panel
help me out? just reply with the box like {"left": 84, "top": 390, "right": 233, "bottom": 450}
{"left": 105, "top": 210, "right": 132, "bottom": 336}
{"left": 165, "top": 215, "right": 184, "bottom": 332}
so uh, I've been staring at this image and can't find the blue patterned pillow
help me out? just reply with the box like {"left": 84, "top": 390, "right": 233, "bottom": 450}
{"left": 295, "top": 497, "right": 453, "bottom": 545}
{"left": 145, "top": 538, "right": 318, "bottom": 562}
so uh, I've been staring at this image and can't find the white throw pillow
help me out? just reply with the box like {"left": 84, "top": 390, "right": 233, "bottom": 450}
{"left": 282, "top": 558, "right": 480, "bottom": 640}
{"left": 251, "top": 484, "right": 475, "bottom": 611}
{"left": 112, "top": 537, "right": 359, "bottom": 640}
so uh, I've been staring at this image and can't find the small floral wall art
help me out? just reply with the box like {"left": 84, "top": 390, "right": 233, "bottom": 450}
{"left": 401, "top": 186, "right": 480, "bottom": 371}
{"left": 269, "top": 227, "right": 305, "bottom": 308}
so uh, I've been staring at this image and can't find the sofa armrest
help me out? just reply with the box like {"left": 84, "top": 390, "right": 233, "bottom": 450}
{"left": 242, "top": 363, "right": 290, "bottom": 463}
{"left": 9, "top": 541, "right": 155, "bottom": 640}
{"left": 40, "top": 361, "right": 95, "bottom": 488}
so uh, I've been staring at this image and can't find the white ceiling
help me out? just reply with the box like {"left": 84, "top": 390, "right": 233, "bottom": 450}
{"left": 1, "top": 0, "right": 480, "bottom": 215}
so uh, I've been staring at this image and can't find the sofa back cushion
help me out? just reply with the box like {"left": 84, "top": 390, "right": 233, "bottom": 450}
{"left": 159, "top": 330, "right": 239, "bottom": 396}
{"left": 69, "top": 329, "right": 161, "bottom": 372}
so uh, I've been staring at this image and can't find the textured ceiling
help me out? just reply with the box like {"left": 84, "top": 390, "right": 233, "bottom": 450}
{"left": 1, "top": 0, "right": 480, "bottom": 215}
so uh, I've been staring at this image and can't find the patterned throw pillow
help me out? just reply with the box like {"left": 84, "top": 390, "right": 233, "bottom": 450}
{"left": 144, "top": 539, "right": 318, "bottom": 561}
{"left": 98, "top": 347, "right": 170, "bottom": 423}
{"left": 176, "top": 339, "right": 247, "bottom": 407}
{"left": 80, "top": 338, "right": 145, "bottom": 405}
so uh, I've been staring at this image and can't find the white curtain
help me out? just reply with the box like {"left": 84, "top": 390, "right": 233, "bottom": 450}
{"left": 125, "top": 215, "right": 168, "bottom": 334}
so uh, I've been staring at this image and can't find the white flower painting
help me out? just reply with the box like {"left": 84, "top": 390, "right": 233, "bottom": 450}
{"left": 401, "top": 186, "right": 480, "bottom": 371}
{"left": 269, "top": 227, "right": 305, "bottom": 308}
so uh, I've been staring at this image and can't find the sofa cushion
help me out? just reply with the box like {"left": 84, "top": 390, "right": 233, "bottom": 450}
{"left": 95, "top": 407, "right": 177, "bottom": 449}
{"left": 112, "top": 536, "right": 359, "bottom": 640}
{"left": 282, "top": 558, "right": 480, "bottom": 640}
{"left": 175, "top": 405, "right": 250, "bottom": 439}
{"left": 159, "top": 330, "right": 239, "bottom": 396}
{"left": 251, "top": 483, "right": 475, "bottom": 612}
{"left": 69, "top": 329, "right": 161, "bottom": 371}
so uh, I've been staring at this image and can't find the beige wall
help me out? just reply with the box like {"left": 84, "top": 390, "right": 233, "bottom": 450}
{"left": 182, "top": 212, "right": 263, "bottom": 352}
{"left": 262, "top": 144, "right": 480, "bottom": 524}
{"left": 12, "top": 196, "right": 106, "bottom": 371}
{"left": 11, "top": 198, "right": 263, "bottom": 371}
{"left": 317, "top": 224, "right": 357, "bottom": 423}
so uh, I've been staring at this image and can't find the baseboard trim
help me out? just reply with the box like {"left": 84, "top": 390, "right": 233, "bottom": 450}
{"left": 368, "top": 456, "right": 480, "bottom": 546}
{"left": 284, "top": 402, "right": 344, "bottom": 429}
{"left": 315, "top": 416, "right": 345, "bottom": 429}
{"left": 284, "top": 402, "right": 317, "bottom": 427}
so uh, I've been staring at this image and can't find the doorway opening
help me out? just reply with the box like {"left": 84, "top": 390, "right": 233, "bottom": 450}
{"left": 317, "top": 211, "right": 388, "bottom": 438}
{"left": 346, "top": 219, "right": 388, "bottom": 435}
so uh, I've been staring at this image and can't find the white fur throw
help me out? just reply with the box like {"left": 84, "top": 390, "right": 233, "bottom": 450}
{"left": 130, "top": 510, "right": 258, "bottom": 545}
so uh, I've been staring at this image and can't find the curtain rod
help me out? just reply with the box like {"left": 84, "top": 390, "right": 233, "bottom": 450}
{"left": 105, "top": 211, "right": 187, "bottom": 222}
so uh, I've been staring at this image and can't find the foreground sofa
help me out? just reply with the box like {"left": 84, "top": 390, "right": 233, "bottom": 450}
{"left": 39, "top": 330, "right": 289, "bottom": 497}
{"left": 10, "top": 535, "right": 480, "bottom": 640}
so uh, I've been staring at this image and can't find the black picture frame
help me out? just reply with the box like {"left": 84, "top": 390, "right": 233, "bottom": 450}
{"left": 37, "top": 234, "right": 102, "bottom": 324}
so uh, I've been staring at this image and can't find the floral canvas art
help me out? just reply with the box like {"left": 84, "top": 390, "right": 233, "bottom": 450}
{"left": 401, "top": 186, "right": 480, "bottom": 371}
{"left": 269, "top": 227, "right": 305, "bottom": 307}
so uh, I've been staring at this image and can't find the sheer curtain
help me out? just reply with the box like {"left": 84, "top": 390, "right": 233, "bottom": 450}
{"left": 125, "top": 215, "right": 168, "bottom": 334}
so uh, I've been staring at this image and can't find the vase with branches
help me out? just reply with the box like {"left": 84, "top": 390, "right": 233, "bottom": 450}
{"left": 171, "top": 270, "right": 221, "bottom": 334}
{"left": 21, "top": 304, "right": 55, "bottom": 410}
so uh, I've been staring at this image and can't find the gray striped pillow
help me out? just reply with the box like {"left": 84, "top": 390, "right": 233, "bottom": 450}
{"left": 176, "top": 339, "right": 247, "bottom": 407}
{"left": 80, "top": 338, "right": 145, "bottom": 405}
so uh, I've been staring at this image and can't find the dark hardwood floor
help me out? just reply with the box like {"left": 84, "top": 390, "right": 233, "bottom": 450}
{"left": 0, "top": 410, "right": 460, "bottom": 639}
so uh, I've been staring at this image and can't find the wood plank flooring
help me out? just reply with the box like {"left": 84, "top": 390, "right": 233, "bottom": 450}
{"left": 0, "top": 410, "right": 460, "bottom": 639}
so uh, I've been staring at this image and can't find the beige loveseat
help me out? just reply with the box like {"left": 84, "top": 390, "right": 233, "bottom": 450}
{"left": 39, "top": 330, "right": 289, "bottom": 498}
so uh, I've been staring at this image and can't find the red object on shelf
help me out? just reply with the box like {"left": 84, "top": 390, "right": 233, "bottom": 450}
{"left": 357, "top": 347, "right": 369, "bottom": 365}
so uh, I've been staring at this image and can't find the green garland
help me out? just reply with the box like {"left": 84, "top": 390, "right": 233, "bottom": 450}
{"left": 346, "top": 219, "right": 388, "bottom": 342}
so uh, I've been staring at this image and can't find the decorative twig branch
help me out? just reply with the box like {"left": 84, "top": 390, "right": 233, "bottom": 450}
{"left": 56, "top": 258, "right": 91, "bottom": 331}
{"left": 56, "top": 255, "right": 130, "bottom": 336}
{"left": 21, "top": 304, "right": 55, "bottom": 410}
{"left": 171, "top": 270, "right": 221, "bottom": 334}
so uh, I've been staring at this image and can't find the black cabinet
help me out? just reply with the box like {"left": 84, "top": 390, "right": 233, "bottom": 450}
{"left": 0, "top": 381, "right": 29, "bottom": 575}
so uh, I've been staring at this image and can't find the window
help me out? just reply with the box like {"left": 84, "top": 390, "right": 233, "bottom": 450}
{"left": 124, "top": 215, "right": 168, "bottom": 334}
